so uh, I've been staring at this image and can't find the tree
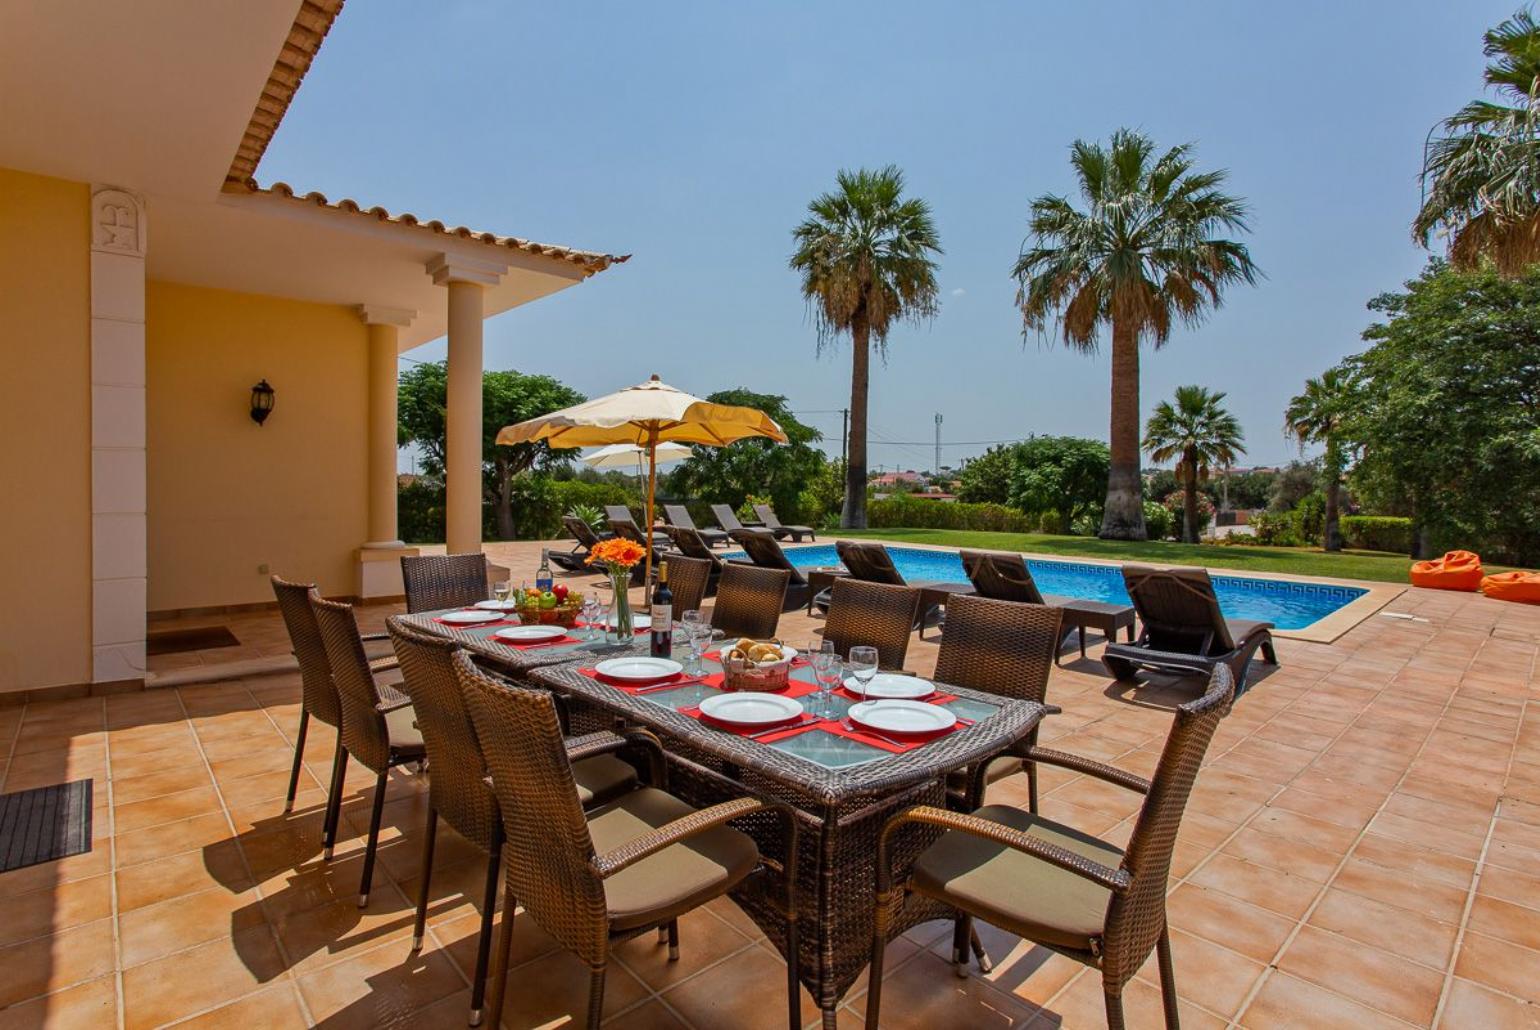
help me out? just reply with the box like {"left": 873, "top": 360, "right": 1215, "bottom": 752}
{"left": 956, "top": 444, "right": 1018, "bottom": 504}
{"left": 1006, "top": 436, "right": 1110, "bottom": 532}
{"left": 1415, "top": 9, "right": 1540, "bottom": 275}
{"left": 396, "top": 361, "right": 584, "bottom": 540}
{"left": 791, "top": 166, "right": 942, "bottom": 529}
{"left": 665, "top": 390, "right": 825, "bottom": 520}
{"left": 1143, "top": 385, "right": 1245, "bottom": 544}
{"left": 1285, "top": 368, "right": 1354, "bottom": 551}
{"left": 1344, "top": 260, "right": 1540, "bottom": 563}
{"left": 1013, "top": 130, "right": 1259, "bottom": 539}
{"left": 1267, "top": 460, "right": 1322, "bottom": 514}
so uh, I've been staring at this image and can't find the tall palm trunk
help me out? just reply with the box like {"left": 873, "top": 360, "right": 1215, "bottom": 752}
{"left": 494, "top": 454, "right": 514, "bottom": 541}
{"left": 842, "top": 309, "right": 870, "bottom": 529}
{"left": 1323, "top": 437, "right": 1343, "bottom": 552}
{"left": 1182, "top": 448, "right": 1200, "bottom": 544}
{"left": 1100, "top": 319, "right": 1147, "bottom": 539}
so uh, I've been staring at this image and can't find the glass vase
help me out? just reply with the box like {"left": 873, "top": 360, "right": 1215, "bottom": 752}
{"left": 608, "top": 568, "right": 633, "bottom": 642}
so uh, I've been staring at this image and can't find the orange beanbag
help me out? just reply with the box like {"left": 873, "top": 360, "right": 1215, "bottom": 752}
{"left": 1410, "top": 550, "right": 1484, "bottom": 591}
{"left": 1481, "top": 571, "right": 1540, "bottom": 604}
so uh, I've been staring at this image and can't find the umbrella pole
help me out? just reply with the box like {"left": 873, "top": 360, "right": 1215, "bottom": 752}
{"left": 644, "top": 426, "right": 658, "bottom": 590}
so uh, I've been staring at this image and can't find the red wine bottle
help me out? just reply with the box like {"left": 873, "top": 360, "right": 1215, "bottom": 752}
{"left": 650, "top": 562, "right": 673, "bottom": 657}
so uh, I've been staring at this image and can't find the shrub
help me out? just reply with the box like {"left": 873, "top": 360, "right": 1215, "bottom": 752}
{"left": 1249, "top": 510, "right": 1303, "bottom": 547}
{"left": 1291, "top": 491, "right": 1326, "bottom": 546}
{"left": 1142, "top": 500, "right": 1174, "bottom": 541}
{"left": 398, "top": 479, "right": 445, "bottom": 543}
{"left": 1161, "top": 490, "right": 1215, "bottom": 536}
{"left": 866, "top": 496, "right": 1037, "bottom": 533}
{"left": 1340, "top": 515, "right": 1413, "bottom": 553}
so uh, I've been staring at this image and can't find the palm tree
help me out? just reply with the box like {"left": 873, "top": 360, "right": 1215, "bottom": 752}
{"left": 1143, "top": 385, "right": 1245, "bottom": 544}
{"left": 791, "top": 167, "right": 941, "bottom": 528}
{"left": 1285, "top": 368, "right": 1353, "bottom": 551}
{"left": 1013, "top": 130, "right": 1259, "bottom": 539}
{"left": 1415, "top": 9, "right": 1540, "bottom": 274}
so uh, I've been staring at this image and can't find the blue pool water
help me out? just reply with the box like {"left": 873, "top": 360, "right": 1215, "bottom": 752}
{"left": 729, "top": 543, "right": 1366, "bottom": 631}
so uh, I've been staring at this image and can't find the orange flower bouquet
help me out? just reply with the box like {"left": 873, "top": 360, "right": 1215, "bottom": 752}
{"left": 585, "top": 538, "right": 647, "bottom": 638}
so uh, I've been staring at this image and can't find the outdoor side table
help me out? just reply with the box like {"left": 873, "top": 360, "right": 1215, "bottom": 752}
{"left": 1055, "top": 599, "right": 1137, "bottom": 663}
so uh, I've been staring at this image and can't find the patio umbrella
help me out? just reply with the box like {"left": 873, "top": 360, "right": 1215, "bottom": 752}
{"left": 498, "top": 375, "right": 787, "bottom": 584}
{"left": 581, "top": 441, "right": 693, "bottom": 474}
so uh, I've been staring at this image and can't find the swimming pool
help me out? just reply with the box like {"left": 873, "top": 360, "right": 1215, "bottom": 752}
{"left": 727, "top": 543, "right": 1367, "bottom": 631}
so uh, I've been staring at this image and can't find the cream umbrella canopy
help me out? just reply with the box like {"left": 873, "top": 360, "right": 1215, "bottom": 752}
{"left": 581, "top": 441, "right": 693, "bottom": 473}
{"left": 498, "top": 375, "right": 788, "bottom": 584}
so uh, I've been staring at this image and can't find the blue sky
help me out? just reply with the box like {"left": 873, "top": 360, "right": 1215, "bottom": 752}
{"left": 261, "top": 0, "right": 1514, "bottom": 469}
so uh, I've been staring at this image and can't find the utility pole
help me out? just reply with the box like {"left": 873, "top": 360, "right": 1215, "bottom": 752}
{"left": 840, "top": 408, "right": 849, "bottom": 470}
{"left": 934, "top": 413, "right": 943, "bottom": 474}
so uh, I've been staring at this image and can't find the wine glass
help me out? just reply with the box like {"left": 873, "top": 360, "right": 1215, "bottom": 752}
{"left": 847, "top": 646, "right": 878, "bottom": 700}
{"left": 810, "top": 644, "right": 840, "bottom": 718}
{"left": 491, "top": 580, "right": 510, "bottom": 608}
{"left": 581, "top": 597, "right": 603, "bottom": 640}
{"left": 680, "top": 610, "right": 706, "bottom": 673}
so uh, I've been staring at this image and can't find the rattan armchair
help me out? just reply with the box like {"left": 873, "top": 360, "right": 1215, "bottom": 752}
{"left": 400, "top": 552, "right": 490, "bottom": 613}
{"left": 311, "top": 594, "right": 428, "bottom": 906}
{"left": 271, "top": 576, "right": 408, "bottom": 850}
{"left": 387, "top": 621, "right": 644, "bottom": 1026}
{"left": 934, "top": 594, "right": 1064, "bottom": 810}
{"left": 660, "top": 555, "right": 712, "bottom": 619}
{"left": 456, "top": 652, "right": 802, "bottom": 1030}
{"left": 867, "top": 665, "right": 1236, "bottom": 1029}
{"left": 709, "top": 563, "right": 791, "bottom": 640}
{"left": 820, "top": 578, "right": 920, "bottom": 671}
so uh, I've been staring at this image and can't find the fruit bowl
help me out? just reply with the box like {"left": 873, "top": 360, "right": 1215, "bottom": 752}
{"left": 516, "top": 598, "right": 583, "bottom": 628}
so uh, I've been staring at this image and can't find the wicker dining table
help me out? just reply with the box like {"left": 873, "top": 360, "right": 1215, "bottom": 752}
{"left": 397, "top": 610, "right": 1048, "bottom": 1025}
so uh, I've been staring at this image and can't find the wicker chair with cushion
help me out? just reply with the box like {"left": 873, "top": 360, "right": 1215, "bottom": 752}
{"left": 271, "top": 576, "right": 408, "bottom": 853}
{"left": 401, "top": 552, "right": 489, "bottom": 613}
{"left": 726, "top": 529, "right": 812, "bottom": 611}
{"left": 820, "top": 578, "right": 920, "bottom": 672}
{"left": 708, "top": 563, "right": 791, "bottom": 640}
{"left": 388, "top": 621, "right": 642, "bottom": 1026}
{"left": 660, "top": 555, "right": 712, "bottom": 619}
{"left": 1103, "top": 565, "right": 1278, "bottom": 689}
{"left": 933, "top": 595, "right": 1064, "bottom": 810}
{"left": 311, "top": 594, "right": 429, "bottom": 906}
{"left": 456, "top": 652, "right": 802, "bottom": 1030}
{"left": 663, "top": 504, "right": 728, "bottom": 548}
{"left": 867, "top": 665, "right": 1237, "bottom": 1029}
{"left": 753, "top": 503, "right": 816, "bottom": 542}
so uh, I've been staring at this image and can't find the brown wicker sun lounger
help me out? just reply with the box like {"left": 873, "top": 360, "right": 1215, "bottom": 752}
{"left": 959, "top": 549, "right": 1080, "bottom": 653}
{"left": 1103, "top": 564, "right": 1278, "bottom": 689}
{"left": 835, "top": 540, "right": 969, "bottom": 629}
{"left": 604, "top": 505, "right": 669, "bottom": 549}
{"left": 709, "top": 503, "right": 765, "bottom": 535}
{"left": 662, "top": 504, "right": 728, "bottom": 547}
{"left": 753, "top": 504, "right": 816, "bottom": 542}
{"left": 727, "top": 528, "right": 812, "bottom": 611}
{"left": 552, "top": 515, "right": 603, "bottom": 572}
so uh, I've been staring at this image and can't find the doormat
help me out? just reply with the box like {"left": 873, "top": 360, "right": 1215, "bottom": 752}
{"left": 147, "top": 625, "right": 241, "bottom": 656}
{"left": 0, "top": 780, "right": 93, "bottom": 873}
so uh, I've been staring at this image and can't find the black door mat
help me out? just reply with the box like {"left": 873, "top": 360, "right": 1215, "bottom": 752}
{"left": 0, "top": 780, "right": 93, "bottom": 873}
{"left": 147, "top": 625, "right": 240, "bottom": 656}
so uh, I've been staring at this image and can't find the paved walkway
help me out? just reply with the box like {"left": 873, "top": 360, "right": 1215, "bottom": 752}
{"left": 4, "top": 540, "right": 1538, "bottom": 1027}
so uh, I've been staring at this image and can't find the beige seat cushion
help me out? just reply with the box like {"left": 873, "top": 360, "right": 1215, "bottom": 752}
{"left": 573, "top": 754, "right": 638, "bottom": 808}
{"left": 588, "top": 787, "right": 758, "bottom": 930}
{"left": 383, "top": 705, "right": 424, "bottom": 753}
{"left": 910, "top": 804, "right": 1123, "bottom": 952}
{"left": 946, "top": 755, "right": 1025, "bottom": 791}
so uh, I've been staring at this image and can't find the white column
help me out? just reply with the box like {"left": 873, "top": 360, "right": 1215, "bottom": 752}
{"left": 428, "top": 253, "right": 505, "bottom": 556}
{"left": 358, "top": 305, "right": 413, "bottom": 548}
{"left": 90, "top": 186, "right": 147, "bottom": 685}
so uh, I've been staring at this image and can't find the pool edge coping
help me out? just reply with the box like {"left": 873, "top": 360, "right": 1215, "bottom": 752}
{"left": 802, "top": 536, "right": 1405, "bottom": 645}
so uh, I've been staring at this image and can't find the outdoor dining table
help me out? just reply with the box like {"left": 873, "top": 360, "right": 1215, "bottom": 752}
{"left": 397, "top": 608, "right": 1049, "bottom": 1025}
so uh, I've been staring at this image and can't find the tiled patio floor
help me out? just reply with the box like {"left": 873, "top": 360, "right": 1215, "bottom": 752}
{"left": 5, "top": 540, "right": 1540, "bottom": 1027}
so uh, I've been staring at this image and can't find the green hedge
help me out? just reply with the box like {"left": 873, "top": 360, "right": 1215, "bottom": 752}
{"left": 866, "top": 496, "right": 1038, "bottom": 533}
{"left": 397, "top": 476, "right": 640, "bottom": 543}
{"left": 1340, "top": 515, "right": 1413, "bottom": 554}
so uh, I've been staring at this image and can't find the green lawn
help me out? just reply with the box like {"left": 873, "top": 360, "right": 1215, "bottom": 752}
{"left": 837, "top": 527, "right": 1423, "bottom": 584}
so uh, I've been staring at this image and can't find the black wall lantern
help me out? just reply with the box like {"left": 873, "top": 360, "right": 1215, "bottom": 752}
{"left": 249, "top": 379, "right": 275, "bottom": 426}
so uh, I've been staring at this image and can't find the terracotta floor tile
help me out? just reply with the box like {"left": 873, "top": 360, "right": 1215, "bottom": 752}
{"left": 1352, "top": 831, "right": 1477, "bottom": 891}
{"left": 602, "top": 998, "right": 691, "bottom": 1028}
{"left": 1187, "top": 854, "right": 1321, "bottom": 919}
{"left": 485, "top": 946, "right": 653, "bottom": 1028}
{"left": 1033, "top": 966, "right": 1226, "bottom": 1030}
{"left": 114, "top": 811, "right": 234, "bottom": 867}
{"left": 0, "top": 974, "right": 117, "bottom": 1029}
{"left": 270, "top": 894, "right": 419, "bottom": 975}
{"left": 1306, "top": 887, "right": 1458, "bottom": 969}
{"left": 1276, "top": 924, "right": 1443, "bottom": 1025}
{"left": 1468, "top": 894, "right": 1540, "bottom": 952}
{"left": 935, "top": 922, "right": 1081, "bottom": 1008}
{"left": 0, "top": 873, "right": 113, "bottom": 948}
{"left": 1457, "top": 930, "right": 1540, "bottom": 1001}
{"left": 1478, "top": 864, "right": 1540, "bottom": 910}
{"left": 120, "top": 925, "right": 288, "bottom": 1030}
{"left": 171, "top": 982, "right": 309, "bottom": 1029}
{"left": 1165, "top": 884, "right": 1294, "bottom": 962}
{"left": 118, "top": 885, "right": 267, "bottom": 968}
{"left": 1220, "top": 826, "right": 1343, "bottom": 883}
{"left": 110, "top": 764, "right": 214, "bottom": 805}
{"left": 0, "top": 918, "right": 118, "bottom": 1009}
{"left": 1238, "top": 971, "right": 1412, "bottom": 1029}
{"left": 113, "top": 783, "right": 222, "bottom": 833}
{"left": 613, "top": 905, "right": 757, "bottom": 991}
{"left": 1132, "top": 929, "right": 1265, "bottom": 1018}
{"left": 812, "top": 950, "right": 1022, "bottom": 1030}
{"left": 1440, "top": 976, "right": 1540, "bottom": 1029}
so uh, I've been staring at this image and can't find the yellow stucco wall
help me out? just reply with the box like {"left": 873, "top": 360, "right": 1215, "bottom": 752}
{"left": 146, "top": 282, "right": 368, "bottom": 611}
{"left": 0, "top": 168, "right": 93, "bottom": 692}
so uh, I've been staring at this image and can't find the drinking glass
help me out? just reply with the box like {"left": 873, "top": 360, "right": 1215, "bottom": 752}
{"left": 491, "top": 581, "right": 510, "bottom": 607}
{"left": 680, "top": 610, "right": 706, "bottom": 672}
{"left": 581, "top": 597, "right": 603, "bottom": 640}
{"left": 810, "top": 646, "right": 841, "bottom": 718}
{"left": 847, "top": 646, "right": 878, "bottom": 700}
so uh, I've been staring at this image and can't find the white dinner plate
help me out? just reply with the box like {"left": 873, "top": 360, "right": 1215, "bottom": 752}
{"left": 607, "top": 615, "right": 652, "bottom": 631}
{"left": 853, "top": 673, "right": 934, "bottom": 700}
{"left": 848, "top": 699, "right": 957, "bottom": 736}
{"left": 593, "top": 656, "right": 683, "bottom": 683}
{"left": 699, "top": 692, "right": 804, "bottom": 727}
{"left": 438, "top": 610, "right": 503, "bottom": 625}
{"left": 474, "top": 600, "right": 520, "bottom": 612}
{"left": 492, "top": 625, "right": 567, "bottom": 644}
